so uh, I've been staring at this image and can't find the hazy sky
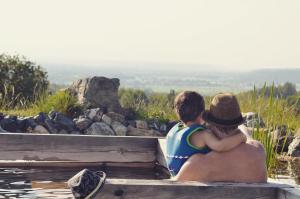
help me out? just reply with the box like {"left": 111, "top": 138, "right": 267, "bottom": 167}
{"left": 1, "top": 0, "right": 300, "bottom": 70}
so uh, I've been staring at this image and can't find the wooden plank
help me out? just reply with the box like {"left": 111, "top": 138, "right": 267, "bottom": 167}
{"left": 277, "top": 188, "right": 300, "bottom": 199}
{"left": 156, "top": 138, "right": 167, "bottom": 168}
{"left": 0, "top": 160, "right": 155, "bottom": 168}
{"left": 0, "top": 133, "right": 157, "bottom": 163}
{"left": 95, "top": 179, "right": 289, "bottom": 199}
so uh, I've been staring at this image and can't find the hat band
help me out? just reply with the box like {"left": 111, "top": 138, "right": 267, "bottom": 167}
{"left": 206, "top": 113, "right": 244, "bottom": 126}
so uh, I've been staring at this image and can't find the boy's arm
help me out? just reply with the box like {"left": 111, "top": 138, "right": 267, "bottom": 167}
{"left": 203, "top": 131, "right": 247, "bottom": 152}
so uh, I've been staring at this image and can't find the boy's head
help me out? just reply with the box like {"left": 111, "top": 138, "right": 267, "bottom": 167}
{"left": 174, "top": 91, "right": 205, "bottom": 124}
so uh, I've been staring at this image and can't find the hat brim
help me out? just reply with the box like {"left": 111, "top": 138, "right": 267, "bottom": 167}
{"left": 84, "top": 171, "right": 106, "bottom": 199}
{"left": 202, "top": 111, "right": 245, "bottom": 127}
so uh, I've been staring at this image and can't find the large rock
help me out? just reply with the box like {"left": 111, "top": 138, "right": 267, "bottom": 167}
{"left": 104, "top": 112, "right": 125, "bottom": 124}
{"left": 244, "top": 112, "right": 265, "bottom": 128}
{"left": 69, "top": 76, "right": 122, "bottom": 113}
{"left": 0, "top": 116, "right": 20, "bottom": 132}
{"left": 136, "top": 120, "right": 148, "bottom": 129}
{"left": 270, "top": 126, "right": 294, "bottom": 153}
{"left": 111, "top": 121, "right": 127, "bottom": 136}
{"left": 85, "top": 122, "right": 116, "bottom": 136}
{"left": 288, "top": 130, "right": 300, "bottom": 157}
{"left": 74, "top": 117, "right": 93, "bottom": 131}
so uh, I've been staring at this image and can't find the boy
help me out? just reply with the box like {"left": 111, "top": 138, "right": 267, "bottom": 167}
{"left": 166, "top": 91, "right": 246, "bottom": 176}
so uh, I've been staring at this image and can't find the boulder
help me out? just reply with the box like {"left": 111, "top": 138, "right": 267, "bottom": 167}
{"left": 127, "top": 125, "right": 163, "bottom": 136}
{"left": 75, "top": 117, "right": 93, "bottom": 131}
{"left": 69, "top": 76, "right": 122, "bottom": 113}
{"left": 270, "top": 126, "right": 294, "bottom": 153}
{"left": 244, "top": 112, "right": 265, "bottom": 128}
{"left": 148, "top": 120, "right": 160, "bottom": 131}
{"left": 53, "top": 112, "right": 77, "bottom": 132}
{"left": 0, "top": 116, "right": 20, "bottom": 132}
{"left": 34, "top": 112, "right": 48, "bottom": 124}
{"left": 44, "top": 119, "right": 59, "bottom": 134}
{"left": 288, "top": 135, "right": 300, "bottom": 157}
{"left": 85, "top": 108, "right": 104, "bottom": 122}
{"left": 136, "top": 120, "right": 148, "bottom": 129}
{"left": 32, "top": 125, "right": 50, "bottom": 134}
{"left": 167, "top": 121, "right": 178, "bottom": 132}
{"left": 85, "top": 122, "right": 115, "bottom": 136}
{"left": 102, "top": 114, "right": 112, "bottom": 126}
{"left": 160, "top": 124, "right": 167, "bottom": 133}
{"left": 105, "top": 112, "right": 125, "bottom": 124}
{"left": 111, "top": 121, "right": 127, "bottom": 136}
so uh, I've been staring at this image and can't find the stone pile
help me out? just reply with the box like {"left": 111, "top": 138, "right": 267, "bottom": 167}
{"left": 0, "top": 109, "right": 169, "bottom": 137}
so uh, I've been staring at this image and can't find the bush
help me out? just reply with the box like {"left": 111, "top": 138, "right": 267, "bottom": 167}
{"left": 34, "top": 90, "right": 79, "bottom": 115}
{"left": 119, "top": 88, "right": 177, "bottom": 122}
{"left": 0, "top": 54, "right": 49, "bottom": 108}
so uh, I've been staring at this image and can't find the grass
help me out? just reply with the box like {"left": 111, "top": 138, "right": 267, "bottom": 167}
{"left": 0, "top": 90, "right": 78, "bottom": 117}
{"left": 237, "top": 85, "right": 300, "bottom": 176}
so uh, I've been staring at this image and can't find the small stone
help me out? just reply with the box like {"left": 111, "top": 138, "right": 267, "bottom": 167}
{"left": 105, "top": 112, "right": 125, "bottom": 124}
{"left": 86, "top": 108, "right": 104, "bottom": 122}
{"left": 288, "top": 137, "right": 300, "bottom": 157}
{"left": 127, "top": 120, "right": 136, "bottom": 128}
{"left": 85, "top": 122, "right": 115, "bottom": 136}
{"left": 102, "top": 114, "right": 112, "bottom": 125}
{"left": 136, "top": 120, "right": 148, "bottom": 129}
{"left": 0, "top": 125, "right": 7, "bottom": 133}
{"left": 75, "top": 117, "right": 93, "bottom": 131}
{"left": 44, "top": 119, "right": 58, "bottom": 134}
{"left": 34, "top": 112, "right": 48, "bottom": 124}
{"left": 53, "top": 113, "right": 76, "bottom": 132}
{"left": 160, "top": 124, "right": 167, "bottom": 132}
{"left": 32, "top": 125, "right": 50, "bottom": 134}
{"left": 111, "top": 121, "right": 127, "bottom": 136}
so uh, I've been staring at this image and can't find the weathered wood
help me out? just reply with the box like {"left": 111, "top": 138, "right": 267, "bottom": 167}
{"left": 95, "top": 179, "right": 291, "bottom": 199}
{"left": 0, "top": 160, "right": 155, "bottom": 168}
{"left": 277, "top": 188, "right": 300, "bottom": 199}
{"left": 156, "top": 138, "right": 167, "bottom": 169}
{"left": 0, "top": 133, "right": 157, "bottom": 163}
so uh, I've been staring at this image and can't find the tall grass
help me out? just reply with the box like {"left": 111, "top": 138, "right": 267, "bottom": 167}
{"left": 0, "top": 90, "right": 78, "bottom": 117}
{"left": 238, "top": 84, "right": 299, "bottom": 176}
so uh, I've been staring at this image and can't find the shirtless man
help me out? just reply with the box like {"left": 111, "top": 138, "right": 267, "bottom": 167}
{"left": 175, "top": 126, "right": 267, "bottom": 183}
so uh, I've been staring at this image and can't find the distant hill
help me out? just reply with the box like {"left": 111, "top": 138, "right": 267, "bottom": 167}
{"left": 236, "top": 69, "right": 300, "bottom": 85}
{"left": 45, "top": 64, "right": 300, "bottom": 93}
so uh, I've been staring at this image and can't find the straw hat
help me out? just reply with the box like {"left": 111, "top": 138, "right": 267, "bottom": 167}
{"left": 202, "top": 93, "right": 245, "bottom": 127}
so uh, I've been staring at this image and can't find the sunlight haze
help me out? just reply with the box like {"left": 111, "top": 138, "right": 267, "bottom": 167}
{"left": 1, "top": 0, "right": 300, "bottom": 70}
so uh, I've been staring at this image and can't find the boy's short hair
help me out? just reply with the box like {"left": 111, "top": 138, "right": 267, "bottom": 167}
{"left": 174, "top": 91, "right": 205, "bottom": 123}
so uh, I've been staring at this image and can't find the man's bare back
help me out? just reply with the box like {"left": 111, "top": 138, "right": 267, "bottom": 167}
{"left": 174, "top": 140, "right": 267, "bottom": 183}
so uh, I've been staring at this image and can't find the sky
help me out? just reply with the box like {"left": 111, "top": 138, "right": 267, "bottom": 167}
{"left": 1, "top": 0, "right": 300, "bottom": 71}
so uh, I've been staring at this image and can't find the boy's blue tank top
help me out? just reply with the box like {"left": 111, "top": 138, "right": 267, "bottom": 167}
{"left": 166, "top": 122, "right": 211, "bottom": 176}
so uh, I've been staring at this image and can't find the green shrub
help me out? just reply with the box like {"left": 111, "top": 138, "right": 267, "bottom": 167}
{"left": 33, "top": 90, "right": 79, "bottom": 115}
{"left": 0, "top": 54, "right": 49, "bottom": 108}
